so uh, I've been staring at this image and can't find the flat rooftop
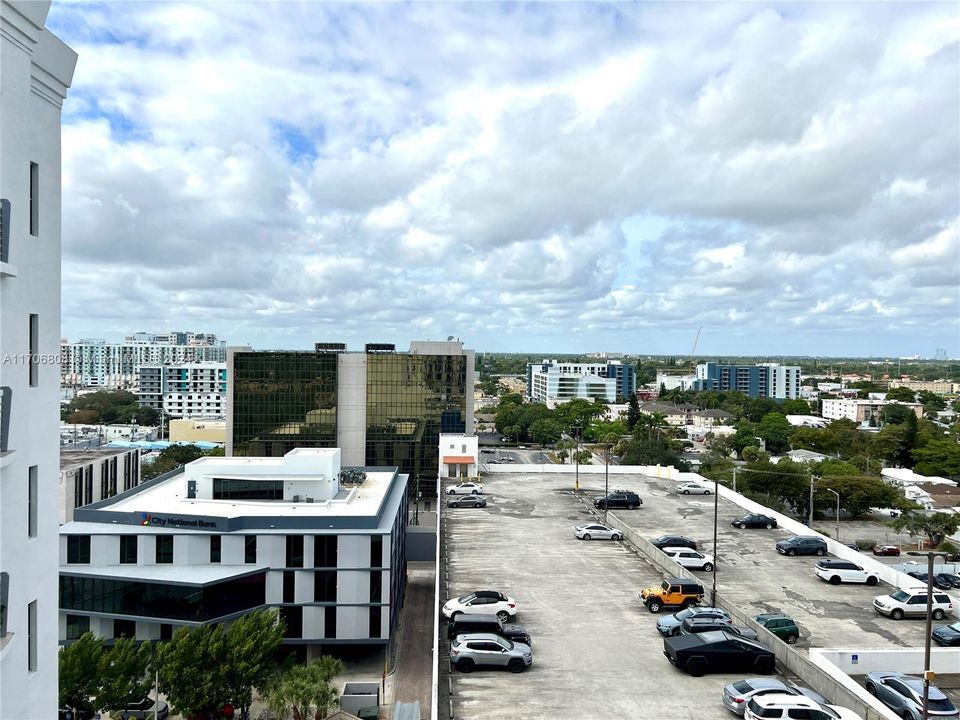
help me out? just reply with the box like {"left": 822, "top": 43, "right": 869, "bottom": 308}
{"left": 61, "top": 447, "right": 133, "bottom": 467}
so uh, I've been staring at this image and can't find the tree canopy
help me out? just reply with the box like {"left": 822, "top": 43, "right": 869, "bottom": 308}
{"left": 62, "top": 390, "right": 160, "bottom": 427}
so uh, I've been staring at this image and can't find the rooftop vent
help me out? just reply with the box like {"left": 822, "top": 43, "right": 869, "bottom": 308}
{"left": 364, "top": 343, "right": 395, "bottom": 353}
{"left": 315, "top": 342, "right": 346, "bottom": 353}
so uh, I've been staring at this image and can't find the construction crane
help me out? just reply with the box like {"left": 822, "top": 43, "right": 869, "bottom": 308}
{"left": 688, "top": 327, "right": 702, "bottom": 373}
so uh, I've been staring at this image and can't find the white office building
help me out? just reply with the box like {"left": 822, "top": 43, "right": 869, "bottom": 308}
{"left": 137, "top": 362, "right": 227, "bottom": 419}
{"left": 0, "top": 3, "right": 76, "bottom": 717}
{"left": 59, "top": 448, "right": 141, "bottom": 523}
{"left": 60, "top": 449, "right": 408, "bottom": 660}
{"left": 527, "top": 360, "right": 636, "bottom": 404}
{"left": 60, "top": 332, "right": 228, "bottom": 389}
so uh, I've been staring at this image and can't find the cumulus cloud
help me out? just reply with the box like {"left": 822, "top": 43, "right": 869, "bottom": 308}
{"left": 47, "top": 1, "right": 960, "bottom": 355}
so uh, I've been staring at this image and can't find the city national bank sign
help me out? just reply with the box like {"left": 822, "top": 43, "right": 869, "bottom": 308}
{"left": 140, "top": 512, "right": 222, "bottom": 530}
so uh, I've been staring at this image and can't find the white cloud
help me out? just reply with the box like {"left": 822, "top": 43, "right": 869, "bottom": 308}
{"left": 47, "top": 1, "right": 960, "bottom": 355}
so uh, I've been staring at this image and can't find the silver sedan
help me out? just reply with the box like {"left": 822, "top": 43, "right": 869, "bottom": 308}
{"left": 722, "top": 678, "right": 827, "bottom": 716}
{"left": 677, "top": 482, "right": 711, "bottom": 495}
{"left": 574, "top": 523, "right": 623, "bottom": 541}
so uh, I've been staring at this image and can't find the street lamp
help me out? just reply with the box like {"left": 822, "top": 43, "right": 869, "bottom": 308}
{"left": 574, "top": 421, "right": 582, "bottom": 492}
{"left": 825, "top": 488, "right": 840, "bottom": 542}
{"left": 711, "top": 469, "right": 721, "bottom": 606}
{"left": 603, "top": 442, "right": 611, "bottom": 522}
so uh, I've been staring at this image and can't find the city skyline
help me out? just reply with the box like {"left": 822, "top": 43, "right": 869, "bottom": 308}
{"left": 48, "top": 2, "right": 959, "bottom": 357}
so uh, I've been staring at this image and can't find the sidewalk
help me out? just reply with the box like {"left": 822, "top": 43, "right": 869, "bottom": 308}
{"left": 385, "top": 561, "right": 436, "bottom": 716}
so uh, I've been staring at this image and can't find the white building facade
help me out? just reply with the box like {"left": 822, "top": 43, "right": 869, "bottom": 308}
{"left": 60, "top": 449, "right": 408, "bottom": 660}
{"left": 527, "top": 360, "right": 636, "bottom": 404}
{"left": 137, "top": 362, "right": 227, "bottom": 418}
{"left": 59, "top": 448, "right": 141, "bottom": 523}
{"left": 821, "top": 398, "right": 924, "bottom": 424}
{"left": 0, "top": 3, "right": 76, "bottom": 717}
{"left": 60, "top": 332, "right": 228, "bottom": 389}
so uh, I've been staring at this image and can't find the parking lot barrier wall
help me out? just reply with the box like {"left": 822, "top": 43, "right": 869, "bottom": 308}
{"left": 484, "top": 464, "right": 680, "bottom": 478}
{"left": 679, "top": 472, "right": 929, "bottom": 600}
{"left": 809, "top": 649, "right": 923, "bottom": 720}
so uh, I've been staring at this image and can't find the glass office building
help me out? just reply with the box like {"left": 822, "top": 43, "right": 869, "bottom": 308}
{"left": 232, "top": 351, "right": 338, "bottom": 457}
{"left": 230, "top": 342, "right": 474, "bottom": 493}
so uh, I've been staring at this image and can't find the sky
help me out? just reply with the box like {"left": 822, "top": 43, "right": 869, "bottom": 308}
{"left": 47, "top": 1, "right": 960, "bottom": 357}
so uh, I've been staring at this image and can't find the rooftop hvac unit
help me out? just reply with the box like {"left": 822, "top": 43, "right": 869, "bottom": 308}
{"left": 306, "top": 497, "right": 314, "bottom": 503}
{"left": 292, "top": 494, "right": 301, "bottom": 502}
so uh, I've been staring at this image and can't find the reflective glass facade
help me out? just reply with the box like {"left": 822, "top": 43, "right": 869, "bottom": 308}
{"left": 60, "top": 572, "right": 266, "bottom": 622}
{"left": 365, "top": 353, "right": 467, "bottom": 485}
{"left": 232, "top": 352, "right": 338, "bottom": 457}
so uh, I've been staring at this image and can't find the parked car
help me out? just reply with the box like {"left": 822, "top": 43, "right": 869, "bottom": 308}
{"left": 677, "top": 482, "right": 711, "bottom": 495}
{"left": 651, "top": 535, "right": 698, "bottom": 551}
{"left": 932, "top": 621, "right": 960, "bottom": 646}
{"left": 661, "top": 546, "right": 715, "bottom": 572}
{"left": 442, "top": 590, "right": 517, "bottom": 622}
{"left": 663, "top": 630, "right": 775, "bottom": 677}
{"left": 873, "top": 544, "right": 901, "bottom": 556}
{"left": 936, "top": 572, "right": 960, "bottom": 588}
{"left": 754, "top": 613, "right": 800, "bottom": 644}
{"left": 814, "top": 559, "right": 879, "bottom": 586}
{"left": 873, "top": 588, "right": 953, "bottom": 620}
{"left": 744, "top": 694, "right": 863, "bottom": 720}
{"left": 722, "top": 678, "right": 828, "bottom": 717}
{"left": 680, "top": 617, "right": 758, "bottom": 641}
{"left": 575, "top": 523, "right": 622, "bottom": 541}
{"left": 449, "top": 633, "right": 532, "bottom": 673}
{"left": 731, "top": 514, "right": 778, "bottom": 529}
{"left": 907, "top": 572, "right": 954, "bottom": 590}
{"left": 447, "top": 495, "right": 487, "bottom": 508}
{"left": 447, "top": 482, "right": 483, "bottom": 495}
{"left": 776, "top": 536, "right": 828, "bottom": 556}
{"left": 657, "top": 606, "right": 729, "bottom": 636}
{"left": 864, "top": 671, "right": 959, "bottom": 719}
{"left": 593, "top": 491, "right": 642, "bottom": 509}
{"left": 446, "top": 613, "right": 531, "bottom": 645}
{"left": 111, "top": 698, "right": 170, "bottom": 720}
{"left": 640, "top": 577, "right": 704, "bottom": 613}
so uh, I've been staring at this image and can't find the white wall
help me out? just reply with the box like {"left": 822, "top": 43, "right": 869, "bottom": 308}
{"left": 337, "top": 353, "right": 367, "bottom": 466}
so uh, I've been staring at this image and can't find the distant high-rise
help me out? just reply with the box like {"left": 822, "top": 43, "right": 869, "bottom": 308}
{"left": 228, "top": 341, "right": 475, "bottom": 492}
{"left": 693, "top": 362, "right": 801, "bottom": 400}
{"left": 0, "top": 3, "right": 77, "bottom": 717}
{"left": 60, "top": 331, "right": 228, "bottom": 389}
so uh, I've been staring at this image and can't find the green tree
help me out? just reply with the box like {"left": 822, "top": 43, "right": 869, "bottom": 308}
{"left": 781, "top": 399, "right": 813, "bottom": 415}
{"left": 626, "top": 394, "right": 640, "bottom": 430}
{"left": 157, "top": 624, "right": 229, "bottom": 718}
{"left": 529, "top": 418, "right": 562, "bottom": 446}
{"left": 225, "top": 609, "right": 286, "bottom": 717}
{"left": 266, "top": 656, "right": 346, "bottom": 720}
{"left": 815, "top": 474, "right": 902, "bottom": 517}
{"left": 59, "top": 632, "right": 103, "bottom": 718}
{"left": 757, "top": 412, "right": 793, "bottom": 454}
{"left": 741, "top": 446, "right": 769, "bottom": 463}
{"left": 893, "top": 511, "right": 960, "bottom": 548}
{"left": 142, "top": 445, "right": 217, "bottom": 481}
{"left": 730, "top": 423, "right": 761, "bottom": 458}
{"left": 886, "top": 386, "right": 918, "bottom": 402}
{"left": 96, "top": 635, "right": 153, "bottom": 715}
{"left": 912, "top": 438, "right": 960, "bottom": 479}
{"left": 556, "top": 449, "right": 569, "bottom": 464}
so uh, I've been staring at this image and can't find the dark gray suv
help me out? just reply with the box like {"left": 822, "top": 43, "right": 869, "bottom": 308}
{"left": 775, "top": 536, "right": 828, "bottom": 556}
{"left": 594, "top": 491, "right": 642, "bottom": 509}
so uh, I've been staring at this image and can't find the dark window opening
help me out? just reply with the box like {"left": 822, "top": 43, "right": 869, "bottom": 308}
{"left": 28, "top": 314, "right": 38, "bottom": 386}
{"left": 119, "top": 535, "right": 137, "bottom": 564}
{"left": 159, "top": 623, "right": 173, "bottom": 641}
{"left": 29, "top": 162, "right": 38, "bottom": 237}
{"left": 314, "top": 535, "right": 337, "bottom": 567}
{"left": 155, "top": 536, "right": 173, "bottom": 564}
{"left": 67, "top": 535, "right": 91, "bottom": 564}
{"left": 244, "top": 536, "right": 257, "bottom": 564}
{"left": 314, "top": 570, "right": 336, "bottom": 602}
{"left": 368, "top": 606, "right": 381, "bottom": 639}
{"left": 113, "top": 618, "right": 136, "bottom": 639}
{"left": 283, "top": 571, "right": 295, "bottom": 603}
{"left": 210, "top": 535, "right": 221, "bottom": 563}
{"left": 213, "top": 478, "right": 283, "bottom": 500}
{"left": 370, "top": 535, "right": 383, "bottom": 568}
{"left": 370, "top": 571, "right": 382, "bottom": 603}
{"left": 286, "top": 535, "right": 303, "bottom": 568}
{"left": 280, "top": 606, "right": 302, "bottom": 638}
{"left": 324, "top": 605, "right": 336, "bottom": 638}
{"left": 65, "top": 614, "right": 90, "bottom": 641}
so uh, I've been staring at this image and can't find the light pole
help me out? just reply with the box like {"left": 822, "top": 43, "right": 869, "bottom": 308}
{"left": 711, "top": 470, "right": 720, "bottom": 606}
{"left": 574, "top": 421, "right": 582, "bottom": 492}
{"left": 825, "top": 488, "right": 840, "bottom": 541}
{"left": 808, "top": 474, "right": 817, "bottom": 527}
{"left": 923, "top": 551, "right": 935, "bottom": 720}
{"left": 603, "top": 442, "right": 611, "bottom": 523}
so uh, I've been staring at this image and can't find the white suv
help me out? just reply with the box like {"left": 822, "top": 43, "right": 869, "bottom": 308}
{"left": 744, "top": 693, "right": 862, "bottom": 720}
{"left": 661, "top": 546, "right": 715, "bottom": 572}
{"left": 814, "top": 559, "right": 880, "bottom": 586}
{"left": 873, "top": 587, "right": 954, "bottom": 620}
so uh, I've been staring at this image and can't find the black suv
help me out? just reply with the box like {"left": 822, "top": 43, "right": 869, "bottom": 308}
{"left": 447, "top": 613, "right": 531, "bottom": 645}
{"left": 594, "top": 491, "right": 642, "bottom": 509}
{"left": 775, "top": 536, "right": 828, "bottom": 556}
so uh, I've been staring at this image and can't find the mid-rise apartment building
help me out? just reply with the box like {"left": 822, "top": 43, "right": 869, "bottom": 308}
{"left": 0, "top": 4, "right": 76, "bottom": 717}
{"left": 888, "top": 379, "right": 959, "bottom": 395}
{"left": 821, "top": 398, "right": 924, "bottom": 424}
{"left": 694, "top": 362, "right": 801, "bottom": 400}
{"left": 60, "top": 332, "right": 228, "bottom": 389}
{"left": 228, "top": 341, "right": 474, "bottom": 494}
{"left": 526, "top": 359, "right": 636, "bottom": 404}
{"left": 60, "top": 449, "right": 407, "bottom": 661}
{"left": 137, "top": 362, "right": 227, "bottom": 418}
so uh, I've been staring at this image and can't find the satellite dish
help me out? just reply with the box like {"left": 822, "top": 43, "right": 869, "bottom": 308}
{"left": 447, "top": 335, "right": 455, "bottom": 341}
